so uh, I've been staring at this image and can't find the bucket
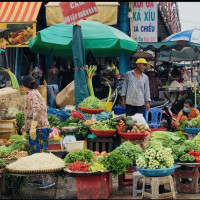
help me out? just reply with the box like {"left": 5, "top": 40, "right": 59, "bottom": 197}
{"left": 102, "top": 102, "right": 112, "bottom": 113}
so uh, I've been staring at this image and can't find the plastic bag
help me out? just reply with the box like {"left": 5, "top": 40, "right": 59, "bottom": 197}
{"left": 49, "top": 126, "right": 61, "bottom": 139}
{"left": 132, "top": 114, "right": 147, "bottom": 125}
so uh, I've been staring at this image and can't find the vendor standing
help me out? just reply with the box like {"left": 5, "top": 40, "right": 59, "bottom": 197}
{"left": 121, "top": 58, "right": 151, "bottom": 116}
{"left": 174, "top": 99, "right": 199, "bottom": 127}
{"left": 21, "top": 75, "right": 51, "bottom": 154}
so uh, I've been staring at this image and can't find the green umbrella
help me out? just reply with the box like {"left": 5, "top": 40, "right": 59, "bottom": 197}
{"left": 72, "top": 23, "right": 89, "bottom": 105}
{"left": 28, "top": 20, "right": 138, "bottom": 58}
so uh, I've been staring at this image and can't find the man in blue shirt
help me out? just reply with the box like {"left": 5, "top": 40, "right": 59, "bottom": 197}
{"left": 121, "top": 58, "right": 151, "bottom": 116}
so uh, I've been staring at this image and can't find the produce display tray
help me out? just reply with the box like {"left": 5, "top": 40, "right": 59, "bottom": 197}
{"left": 78, "top": 106, "right": 105, "bottom": 114}
{"left": 118, "top": 131, "right": 148, "bottom": 140}
{"left": 176, "top": 162, "right": 200, "bottom": 167}
{"left": 183, "top": 128, "right": 200, "bottom": 134}
{"left": 90, "top": 129, "right": 116, "bottom": 138}
{"left": 136, "top": 164, "right": 177, "bottom": 177}
{"left": 64, "top": 168, "right": 109, "bottom": 176}
{"left": 6, "top": 167, "right": 65, "bottom": 174}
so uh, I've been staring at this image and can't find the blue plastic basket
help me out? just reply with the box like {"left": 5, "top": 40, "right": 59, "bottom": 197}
{"left": 112, "top": 107, "right": 125, "bottom": 115}
{"left": 184, "top": 128, "right": 200, "bottom": 134}
{"left": 136, "top": 164, "right": 177, "bottom": 177}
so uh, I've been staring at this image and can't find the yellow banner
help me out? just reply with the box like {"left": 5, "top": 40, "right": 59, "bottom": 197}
{"left": 0, "top": 22, "right": 36, "bottom": 47}
{"left": 46, "top": 4, "right": 118, "bottom": 26}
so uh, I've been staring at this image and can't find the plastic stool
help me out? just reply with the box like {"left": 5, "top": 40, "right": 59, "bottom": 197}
{"left": 146, "top": 108, "right": 162, "bottom": 129}
{"left": 133, "top": 171, "right": 144, "bottom": 197}
{"left": 142, "top": 175, "right": 176, "bottom": 199}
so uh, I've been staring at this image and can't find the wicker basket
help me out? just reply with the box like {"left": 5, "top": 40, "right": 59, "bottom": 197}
{"left": 56, "top": 81, "right": 75, "bottom": 107}
{"left": 90, "top": 129, "right": 116, "bottom": 138}
{"left": 0, "top": 120, "right": 18, "bottom": 139}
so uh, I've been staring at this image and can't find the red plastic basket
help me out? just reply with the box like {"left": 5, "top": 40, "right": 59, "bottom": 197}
{"left": 90, "top": 129, "right": 116, "bottom": 138}
{"left": 78, "top": 106, "right": 105, "bottom": 114}
{"left": 118, "top": 131, "right": 149, "bottom": 140}
{"left": 150, "top": 128, "right": 167, "bottom": 132}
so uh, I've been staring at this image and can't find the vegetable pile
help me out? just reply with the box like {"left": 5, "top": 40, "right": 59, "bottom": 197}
{"left": 180, "top": 115, "right": 200, "bottom": 128}
{"left": 79, "top": 96, "right": 104, "bottom": 109}
{"left": 90, "top": 119, "right": 117, "bottom": 131}
{"left": 116, "top": 116, "right": 151, "bottom": 133}
{"left": 136, "top": 142, "right": 174, "bottom": 169}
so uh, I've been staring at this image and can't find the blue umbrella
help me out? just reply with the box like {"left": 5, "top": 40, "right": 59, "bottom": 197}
{"left": 159, "top": 29, "right": 200, "bottom": 62}
{"left": 72, "top": 23, "right": 89, "bottom": 105}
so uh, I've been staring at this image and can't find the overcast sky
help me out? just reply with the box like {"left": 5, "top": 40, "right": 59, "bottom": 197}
{"left": 178, "top": 2, "right": 200, "bottom": 31}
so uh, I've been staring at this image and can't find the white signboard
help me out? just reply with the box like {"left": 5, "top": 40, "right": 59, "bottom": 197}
{"left": 130, "top": 2, "right": 158, "bottom": 42}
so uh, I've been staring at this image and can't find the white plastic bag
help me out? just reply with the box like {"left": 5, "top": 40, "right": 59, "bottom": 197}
{"left": 131, "top": 113, "right": 147, "bottom": 126}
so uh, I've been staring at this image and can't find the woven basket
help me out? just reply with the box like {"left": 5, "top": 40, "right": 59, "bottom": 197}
{"left": 90, "top": 129, "right": 116, "bottom": 138}
{"left": 6, "top": 166, "right": 65, "bottom": 173}
{"left": 56, "top": 81, "right": 75, "bottom": 107}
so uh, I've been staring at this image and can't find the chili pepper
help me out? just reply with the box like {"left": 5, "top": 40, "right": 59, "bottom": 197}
{"left": 188, "top": 149, "right": 195, "bottom": 156}
{"left": 195, "top": 156, "right": 200, "bottom": 163}
{"left": 196, "top": 150, "right": 200, "bottom": 156}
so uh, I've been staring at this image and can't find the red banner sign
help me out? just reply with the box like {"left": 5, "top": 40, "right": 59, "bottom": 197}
{"left": 59, "top": 2, "right": 98, "bottom": 25}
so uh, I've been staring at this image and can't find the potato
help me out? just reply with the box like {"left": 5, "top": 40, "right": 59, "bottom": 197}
{"left": 136, "top": 129, "right": 140, "bottom": 133}
{"left": 141, "top": 129, "right": 145, "bottom": 133}
{"left": 127, "top": 130, "right": 131, "bottom": 133}
{"left": 148, "top": 128, "right": 151, "bottom": 132}
{"left": 133, "top": 126, "right": 137, "bottom": 130}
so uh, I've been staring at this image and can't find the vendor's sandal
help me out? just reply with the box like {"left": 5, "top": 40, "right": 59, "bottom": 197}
{"left": 38, "top": 182, "right": 55, "bottom": 189}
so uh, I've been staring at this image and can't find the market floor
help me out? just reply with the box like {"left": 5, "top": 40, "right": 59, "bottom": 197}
{"left": 1, "top": 176, "right": 200, "bottom": 199}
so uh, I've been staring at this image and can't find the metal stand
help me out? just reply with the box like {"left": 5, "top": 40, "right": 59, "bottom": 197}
{"left": 9, "top": 172, "right": 59, "bottom": 199}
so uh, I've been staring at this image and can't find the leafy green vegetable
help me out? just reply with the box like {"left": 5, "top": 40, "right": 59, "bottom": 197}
{"left": 16, "top": 112, "right": 25, "bottom": 131}
{"left": 47, "top": 115, "right": 62, "bottom": 128}
{"left": 101, "top": 151, "right": 132, "bottom": 177}
{"left": 186, "top": 115, "right": 200, "bottom": 128}
{"left": 90, "top": 119, "right": 117, "bottom": 131}
{"left": 79, "top": 96, "right": 105, "bottom": 109}
{"left": 150, "top": 131, "right": 186, "bottom": 147}
{"left": 8, "top": 135, "right": 24, "bottom": 142}
{"left": 0, "top": 159, "right": 6, "bottom": 168}
{"left": 8, "top": 140, "right": 26, "bottom": 151}
{"left": 113, "top": 141, "right": 143, "bottom": 166}
{"left": 0, "top": 145, "right": 11, "bottom": 158}
{"left": 64, "top": 149, "right": 94, "bottom": 166}
{"left": 89, "top": 163, "right": 106, "bottom": 172}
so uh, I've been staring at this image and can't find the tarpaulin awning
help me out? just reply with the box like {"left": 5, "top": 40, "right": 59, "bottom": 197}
{"left": 45, "top": 2, "right": 119, "bottom": 26}
{"left": 0, "top": 2, "right": 42, "bottom": 22}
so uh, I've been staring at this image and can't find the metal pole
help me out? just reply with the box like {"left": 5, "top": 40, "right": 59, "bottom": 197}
{"left": 152, "top": 50, "right": 157, "bottom": 100}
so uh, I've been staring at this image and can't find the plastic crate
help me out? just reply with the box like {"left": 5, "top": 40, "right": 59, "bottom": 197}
{"left": 112, "top": 107, "right": 125, "bottom": 115}
{"left": 184, "top": 128, "right": 200, "bottom": 134}
{"left": 136, "top": 164, "right": 177, "bottom": 177}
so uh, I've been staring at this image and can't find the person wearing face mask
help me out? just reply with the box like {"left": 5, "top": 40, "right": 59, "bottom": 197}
{"left": 175, "top": 99, "right": 199, "bottom": 127}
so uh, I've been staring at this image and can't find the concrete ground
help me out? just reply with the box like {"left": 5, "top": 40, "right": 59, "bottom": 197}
{"left": 1, "top": 175, "right": 200, "bottom": 199}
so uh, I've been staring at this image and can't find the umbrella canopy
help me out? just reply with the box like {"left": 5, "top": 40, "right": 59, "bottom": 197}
{"left": 164, "top": 28, "right": 200, "bottom": 43}
{"left": 72, "top": 23, "right": 89, "bottom": 105}
{"left": 28, "top": 20, "right": 138, "bottom": 58}
{"left": 159, "top": 29, "right": 200, "bottom": 62}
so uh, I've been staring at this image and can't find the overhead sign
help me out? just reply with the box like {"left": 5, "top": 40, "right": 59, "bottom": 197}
{"left": 130, "top": 2, "right": 158, "bottom": 42}
{"left": 59, "top": 2, "right": 98, "bottom": 25}
{"left": 0, "top": 22, "right": 36, "bottom": 47}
